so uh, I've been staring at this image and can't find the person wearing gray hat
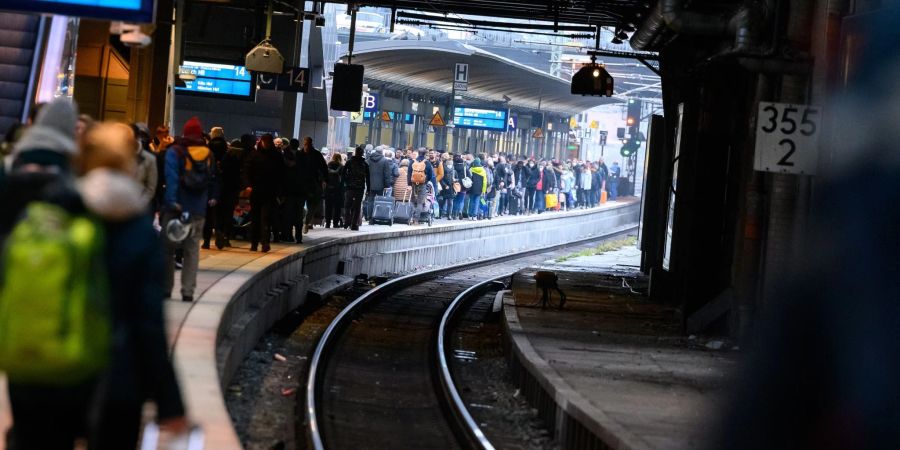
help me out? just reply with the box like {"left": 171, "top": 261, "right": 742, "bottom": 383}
{"left": 1, "top": 99, "right": 81, "bottom": 236}
{"left": 0, "top": 98, "right": 97, "bottom": 449}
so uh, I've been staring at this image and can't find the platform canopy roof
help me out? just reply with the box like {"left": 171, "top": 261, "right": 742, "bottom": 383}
{"left": 340, "top": 40, "right": 619, "bottom": 114}
{"left": 349, "top": 0, "right": 646, "bottom": 28}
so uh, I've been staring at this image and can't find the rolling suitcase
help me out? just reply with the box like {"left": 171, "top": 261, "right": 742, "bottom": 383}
{"left": 393, "top": 188, "right": 413, "bottom": 224}
{"left": 508, "top": 196, "right": 520, "bottom": 215}
{"left": 370, "top": 188, "right": 394, "bottom": 225}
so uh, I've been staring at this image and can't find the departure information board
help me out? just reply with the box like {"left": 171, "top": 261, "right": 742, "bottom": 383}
{"left": 452, "top": 107, "right": 509, "bottom": 131}
{"left": 363, "top": 111, "right": 415, "bottom": 124}
{"left": 2, "top": 0, "right": 157, "bottom": 23}
{"left": 175, "top": 61, "right": 254, "bottom": 100}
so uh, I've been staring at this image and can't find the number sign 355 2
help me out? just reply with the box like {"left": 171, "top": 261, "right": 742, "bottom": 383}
{"left": 754, "top": 102, "right": 821, "bottom": 175}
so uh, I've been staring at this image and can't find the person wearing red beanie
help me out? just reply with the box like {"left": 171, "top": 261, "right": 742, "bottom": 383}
{"left": 161, "top": 117, "right": 219, "bottom": 302}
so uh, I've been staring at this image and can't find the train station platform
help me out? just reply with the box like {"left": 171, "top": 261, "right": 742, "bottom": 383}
{"left": 0, "top": 199, "right": 640, "bottom": 450}
{"left": 503, "top": 248, "right": 737, "bottom": 450}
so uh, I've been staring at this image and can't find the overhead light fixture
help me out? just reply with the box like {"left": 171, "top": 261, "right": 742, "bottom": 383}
{"left": 622, "top": 23, "right": 636, "bottom": 32}
{"left": 616, "top": 30, "right": 629, "bottom": 40}
{"left": 245, "top": 1, "right": 285, "bottom": 74}
{"left": 611, "top": 36, "right": 623, "bottom": 44}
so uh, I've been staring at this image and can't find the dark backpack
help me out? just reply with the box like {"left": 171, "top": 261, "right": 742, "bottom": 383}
{"left": 178, "top": 146, "right": 211, "bottom": 193}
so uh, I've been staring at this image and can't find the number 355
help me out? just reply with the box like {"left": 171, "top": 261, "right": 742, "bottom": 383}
{"left": 761, "top": 105, "right": 818, "bottom": 136}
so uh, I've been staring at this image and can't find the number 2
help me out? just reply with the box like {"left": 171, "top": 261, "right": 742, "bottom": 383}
{"left": 777, "top": 139, "right": 795, "bottom": 166}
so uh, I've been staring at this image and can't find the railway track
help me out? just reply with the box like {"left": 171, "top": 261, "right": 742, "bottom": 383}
{"left": 306, "top": 226, "right": 637, "bottom": 450}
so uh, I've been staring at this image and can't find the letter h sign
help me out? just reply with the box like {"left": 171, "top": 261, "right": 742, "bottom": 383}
{"left": 454, "top": 63, "right": 469, "bottom": 83}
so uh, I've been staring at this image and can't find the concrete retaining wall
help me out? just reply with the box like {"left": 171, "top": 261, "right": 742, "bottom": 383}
{"left": 173, "top": 201, "right": 640, "bottom": 449}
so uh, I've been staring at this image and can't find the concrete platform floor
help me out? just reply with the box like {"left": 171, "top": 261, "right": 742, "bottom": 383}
{"left": 0, "top": 199, "right": 633, "bottom": 449}
{"left": 506, "top": 248, "right": 738, "bottom": 450}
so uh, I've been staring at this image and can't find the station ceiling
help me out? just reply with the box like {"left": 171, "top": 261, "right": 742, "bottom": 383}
{"left": 340, "top": 40, "right": 619, "bottom": 114}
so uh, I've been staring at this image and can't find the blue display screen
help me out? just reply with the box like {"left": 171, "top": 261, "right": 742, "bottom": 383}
{"left": 175, "top": 61, "right": 254, "bottom": 100}
{"left": 452, "top": 107, "right": 509, "bottom": 131}
{"left": 363, "top": 111, "right": 414, "bottom": 124}
{"left": 2, "top": 0, "right": 156, "bottom": 22}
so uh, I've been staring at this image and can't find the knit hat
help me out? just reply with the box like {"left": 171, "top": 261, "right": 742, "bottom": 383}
{"left": 13, "top": 98, "right": 78, "bottom": 158}
{"left": 182, "top": 117, "right": 203, "bottom": 141}
{"left": 209, "top": 126, "right": 225, "bottom": 139}
{"left": 473, "top": 158, "right": 482, "bottom": 167}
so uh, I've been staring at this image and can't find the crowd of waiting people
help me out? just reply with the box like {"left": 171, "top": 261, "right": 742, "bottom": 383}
{"left": 0, "top": 99, "right": 626, "bottom": 448}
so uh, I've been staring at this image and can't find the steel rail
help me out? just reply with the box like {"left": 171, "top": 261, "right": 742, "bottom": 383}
{"left": 437, "top": 276, "right": 509, "bottom": 450}
{"left": 306, "top": 224, "right": 637, "bottom": 450}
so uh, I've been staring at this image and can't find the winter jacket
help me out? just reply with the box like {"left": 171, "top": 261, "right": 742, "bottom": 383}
{"left": 542, "top": 167, "right": 557, "bottom": 192}
{"left": 367, "top": 151, "right": 393, "bottom": 191}
{"left": 394, "top": 166, "right": 410, "bottom": 201}
{"left": 494, "top": 162, "right": 512, "bottom": 189}
{"left": 513, "top": 162, "right": 525, "bottom": 188}
{"left": 469, "top": 165, "right": 487, "bottom": 196}
{"left": 164, "top": 139, "right": 218, "bottom": 216}
{"left": 134, "top": 149, "right": 157, "bottom": 207}
{"left": 79, "top": 169, "right": 185, "bottom": 421}
{"left": 598, "top": 163, "right": 610, "bottom": 181}
{"left": 432, "top": 159, "right": 444, "bottom": 184}
{"left": 220, "top": 144, "right": 243, "bottom": 196}
{"left": 524, "top": 164, "right": 540, "bottom": 188}
{"left": 453, "top": 156, "right": 469, "bottom": 192}
{"left": 441, "top": 160, "right": 456, "bottom": 191}
{"left": 295, "top": 148, "right": 328, "bottom": 196}
{"left": 561, "top": 171, "right": 575, "bottom": 193}
{"left": 242, "top": 145, "right": 284, "bottom": 199}
{"left": 342, "top": 155, "right": 369, "bottom": 191}
{"left": 591, "top": 170, "right": 602, "bottom": 191}
{"left": 326, "top": 161, "right": 343, "bottom": 194}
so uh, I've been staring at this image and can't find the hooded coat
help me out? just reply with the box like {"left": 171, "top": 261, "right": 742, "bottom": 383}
{"left": 366, "top": 150, "right": 393, "bottom": 191}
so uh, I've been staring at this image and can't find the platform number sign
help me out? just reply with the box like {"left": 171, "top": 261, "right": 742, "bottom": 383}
{"left": 258, "top": 67, "right": 310, "bottom": 93}
{"left": 754, "top": 102, "right": 821, "bottom": 175}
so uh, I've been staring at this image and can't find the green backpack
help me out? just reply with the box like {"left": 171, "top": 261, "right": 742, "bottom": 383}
{"left": 0, "top": 202, "right": 111, "bottom": 385}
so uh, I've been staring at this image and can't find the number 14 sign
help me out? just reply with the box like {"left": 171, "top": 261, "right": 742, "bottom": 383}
{"left": 754, "top": 102, "right": 821, "bottom": 175}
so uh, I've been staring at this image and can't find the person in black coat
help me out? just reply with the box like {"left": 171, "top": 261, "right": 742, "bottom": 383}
{"left": 324, "top": 153, "right": 344, "bottom": 228}
{"left": 243, "top": 134, "right": 284, "bottom": 252}
{"left": 202, "top": 127, "right": 228, "bottom": 249}
{"left": 295, "top": 137, "right": 328, "bottom": 234}
{"left": 523, "top": 159, "right": 540, "bottom": 213}
{"left": 341, "top": 146, "right": 369, "bottom": 230}
{"left": 279, "top": 139, "right": 303, "bottom": 243}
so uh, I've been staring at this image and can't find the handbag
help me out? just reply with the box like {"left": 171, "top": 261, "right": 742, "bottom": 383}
{"left": 545, "top": 192, "right": 559, "bottom": 210}
{"left": 461, "top": 177, "right": 472, "bottom": 189}
{"left": 453, "top": 181, "right": 462, "bottom": 193}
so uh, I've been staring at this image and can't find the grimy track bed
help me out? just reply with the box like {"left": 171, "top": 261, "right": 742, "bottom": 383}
{"left": 311, "top": 228, "right": 635, "bottom": 449}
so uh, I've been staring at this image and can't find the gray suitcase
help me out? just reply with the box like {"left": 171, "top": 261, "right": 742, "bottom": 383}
{"left": 370, "top": 188, "right": 394, "bottom": 225}
{"left": 393, "top": 188, "right": 413, "bottom": 224}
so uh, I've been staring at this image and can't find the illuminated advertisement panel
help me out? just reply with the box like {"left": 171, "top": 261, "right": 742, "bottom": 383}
{"left": 2, "top": 0, "right": 157, "bottom": 23}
